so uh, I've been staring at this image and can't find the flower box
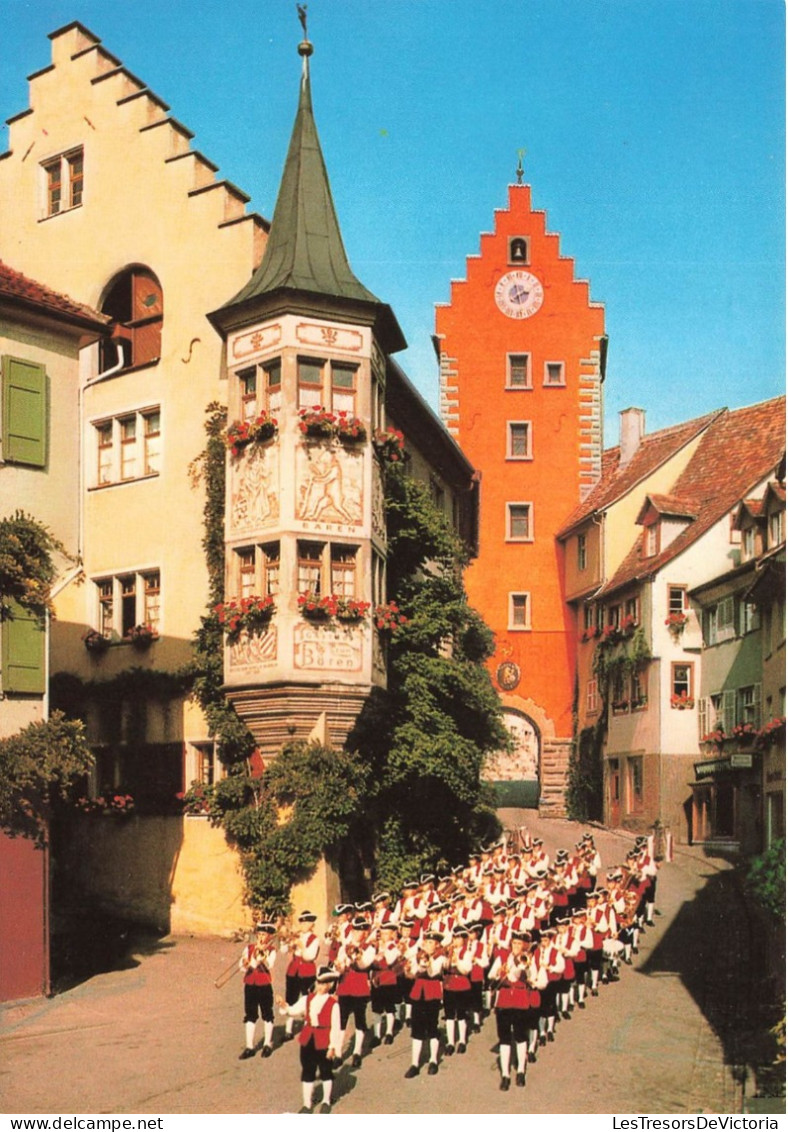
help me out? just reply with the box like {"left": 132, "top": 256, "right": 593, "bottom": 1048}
{"left": 335, "top": 597, "right": 371, "bottom": 624}
{"left": 215, "top": 596, "right": 275, "bottom": 642}
{"left": 670, "top": 693, "right": 695, "bottom": 710}
{"left": 83, "top": 629, "right": 110, "bottom": 654}
{"left": 373, "top": 427, "right": 405, "bottom": 464}
{"left": 224, "top": 412, "right": 278, "bottom": 457}
{"left": 127, "top": 623, "right": 158, "bottom": 647}
{"left": 374, "top": 602, "right": 409, "bottom": 635}
{"left": 299, "top": 407, "right": 337, "bottom": 439}
{"left": 665, "top": 612, "right": 689, "bottom": 634}
{"left": 297, "top": 592, "right": 336, "bottom": 620}
{"left": 335, "top": 414, "right": 367, "bottom": 444}
{"left": 755, "top": 717, "right": 786, "bottom": 749}
{"left": 297, "top": 593, "right": 370, "bottom": 624}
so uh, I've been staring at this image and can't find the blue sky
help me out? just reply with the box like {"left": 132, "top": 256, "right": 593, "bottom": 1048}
{"left": 2, "top": 0, "right": 785, "bottom": 443}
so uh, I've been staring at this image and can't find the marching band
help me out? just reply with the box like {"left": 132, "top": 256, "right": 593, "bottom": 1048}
{"left": 235, "top": 829, "right": 661, "bottom": 1112}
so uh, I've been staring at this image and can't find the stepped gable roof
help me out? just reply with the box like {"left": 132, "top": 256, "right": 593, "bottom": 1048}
{"left": 600, "top": 396, "right": 787, "bottom": 597}
{"left": 213, "top": 35, "right": 404, "bottom": 353}
{"left": 557, "top": 409, "right": 722, "bottom": 537}
{"left": 0, "top": 260, "right": 109, "bottom": 333}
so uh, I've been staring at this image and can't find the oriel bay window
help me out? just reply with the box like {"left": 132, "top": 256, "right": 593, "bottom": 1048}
{"left": 297, "top": 540, "right": 358, "bottom": 599}
{"left": 297, "top": 357, "right": 357, "bottom": 414}
{"left": 234, "top": 543, "right": 281, "bottom": 598}
{"left": 236, "top": 359, "right": 282, "bottom": 419}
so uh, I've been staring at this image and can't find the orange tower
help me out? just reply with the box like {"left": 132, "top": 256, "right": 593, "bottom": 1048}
{"left": 435, "top": 175, "right": 606, "bottom": 814}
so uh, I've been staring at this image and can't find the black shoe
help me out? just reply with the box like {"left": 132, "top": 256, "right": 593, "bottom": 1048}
{"left": 646, "top": 920, "right": 655, "bottom": 927}
{"left": 528, "top": 1051, "right": 536, "bottom": 1063}
{"left": 633, "top": 947, "right": 639, "bottom": 955}
{"left": 239, "top": 1047, "right": 256, "bottom": 1060}
{"left": 445, "top": 1044, "right": 455, "bottom": 1056}
{"left": 538, "top": 1034, "right": 546, "bottom": 1046}
{"left": 547, "top": 1031, "right": 555, "bottom": 1042}
{"left": 319, "top": 1104, "right": 331, "bottom": 1114}
{"left": 261, "top": 1045, "right": 273, "bottom": 1058}
{"left": 592, "top": 988, "right": 599, "bottom": 996}
{"left": 428, "top": 1062, "right": 439, "bottom": 1076}
{"left": 351, "top": 1054, "right": 362, "bottom": 1069}
{"left": 283, "top": 1032, "right": 294, "bottom": 1042}
{"left": 624, "top": 957, "right": 633, "bottom": 966}
{"left": 298, "top": 1107, "right": 311, "bottom": 1115}
{"left": 384, "top": 1034, "right": 394, "bottom": 1045}
{"left": 516, "top": 1072, "right": 526, "bottom": 1088}
{"left": 457, "top": 1042, "right": 466, "bottom": 1054}
{"left": 499, "top": 1077, "right": 511, "bottom": 1092}
{"left": 562, "top": 1011, "right": 571, "bottom": 1020}
{"left": 404, "top": 1065, "right": 420, "bottom": 1079}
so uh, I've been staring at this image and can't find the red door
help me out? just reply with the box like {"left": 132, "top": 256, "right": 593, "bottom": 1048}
{"left": 0, "top": 831, "right": 49, "bottom": 1001}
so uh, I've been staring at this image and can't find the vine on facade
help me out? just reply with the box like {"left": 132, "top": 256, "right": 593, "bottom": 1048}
{"left": 0, "top": 511, "right": 70, "bottom": 623}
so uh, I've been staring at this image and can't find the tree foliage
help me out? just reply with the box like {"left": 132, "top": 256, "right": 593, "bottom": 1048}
{"left": 0, "top": 712, "right": 94, "bottom": 843}
{"left": 745, "top": 838, "right": 786, "bottom": 924}
{"left": 191, "top": 741, "right": 367, "bottom": 919}
{"left": 0, "top": 511, "right": 69, "bottom": 623}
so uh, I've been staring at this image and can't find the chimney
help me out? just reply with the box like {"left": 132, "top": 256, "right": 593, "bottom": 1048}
{"left": 619, "top": 407, "right": 646, "bottom": 468}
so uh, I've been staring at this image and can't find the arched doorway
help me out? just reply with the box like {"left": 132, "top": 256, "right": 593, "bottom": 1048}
{"left": 484, "top": 708, "right": 540, "bottom": 808}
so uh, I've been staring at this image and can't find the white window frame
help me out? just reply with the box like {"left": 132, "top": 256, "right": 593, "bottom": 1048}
{"left": 508, "top": 592, "right": 531, "bottom": 631}
{"left": 91, "top": 406, "right": 161, "bottom": 487}
{"left": 41, "top": 146, "right": 84, "bottom": 218}
{"left": 506, "top": 421, "right": 533, "bottom": 461}
{"left": 92, "top": 568, "right": 161, "bottom": 640}
{"left": 506, "top": 353, "right": 532, "bottom": 390}
{"left": 506, "top": 502, "right": 533, "bottom": 542}
{"left": 586, "top": 678, "right": 599, "bottom": 715}
{"left": 543, "top": 360, "right": 566, "bottom": 387}
{"left": 577, "top": 534, "right": 587, "bottom": 572}
{"left": 297, "top": 355, "right": 359, "bottom": 414}
{"left": 296, "top": 540, "right": 360, "bottom": 598}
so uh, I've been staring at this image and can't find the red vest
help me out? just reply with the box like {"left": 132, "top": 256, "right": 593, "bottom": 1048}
{"left": 299, "top": 994, "right": 336, "bottom": 1050}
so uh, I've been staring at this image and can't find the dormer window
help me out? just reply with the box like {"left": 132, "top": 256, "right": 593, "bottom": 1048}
{"left": 508, "top": 237, "right": 530, "bottom": 265}
{"left": 644, "top": 523, "right": 659, "bottom": 557}
{"left": 769, "top": 509, "right": 785, "bottom": 548}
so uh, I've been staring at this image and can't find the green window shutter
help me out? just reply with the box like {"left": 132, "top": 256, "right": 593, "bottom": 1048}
{"left": 2, "top": 356, "right": 47, "bottom": 467}
{"left": 1, "top": 601, "right": 46, "bottom": 695}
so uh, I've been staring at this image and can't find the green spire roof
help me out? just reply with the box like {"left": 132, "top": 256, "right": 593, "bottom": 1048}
{"left": 226, "top": 45, "right": 380, "bottom": 309}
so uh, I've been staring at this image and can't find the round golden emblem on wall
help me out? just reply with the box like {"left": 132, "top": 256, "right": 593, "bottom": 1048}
{"left": 497, "top": 660, "right": 521, "bottom": 692}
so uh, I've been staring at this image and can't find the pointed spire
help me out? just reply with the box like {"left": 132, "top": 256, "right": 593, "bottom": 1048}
{"left": 220, "top": 21, "right": 383, "bottom": 313}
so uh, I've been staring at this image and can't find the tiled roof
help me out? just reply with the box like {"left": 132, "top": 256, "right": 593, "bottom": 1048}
{"left": 639, "top": 493, "right": 698, "bottom": 520}
{"left": 600, "top": 396, "right": 786, "bottom": 596}
{"left": 0, "top": 260, "right": 109, "bottom": 330}
{"left": 557, "top": 409, "right": 723, "bottom": 536}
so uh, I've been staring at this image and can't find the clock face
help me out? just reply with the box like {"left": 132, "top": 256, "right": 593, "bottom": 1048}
{"left": 494, "top": 271, "right": 544, "bottom": 319}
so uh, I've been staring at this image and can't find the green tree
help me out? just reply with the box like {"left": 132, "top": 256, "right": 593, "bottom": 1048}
{"left": 0, "top": 511, "right": 68, "bottom": 623}
{"left": 0, "top": 712, "right": 93, "bottom": 843}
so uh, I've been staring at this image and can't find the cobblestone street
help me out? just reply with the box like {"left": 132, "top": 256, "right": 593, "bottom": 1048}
{"left": 0, "top": 813, "right": 767, "bottom": 1115}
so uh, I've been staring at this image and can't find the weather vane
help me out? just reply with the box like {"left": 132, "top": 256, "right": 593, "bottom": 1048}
{"left": 297, "top": 4, "right": 308, "bottom": 37}
{"left": 516, "top": 149, "right": 526, "bottom": 185}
